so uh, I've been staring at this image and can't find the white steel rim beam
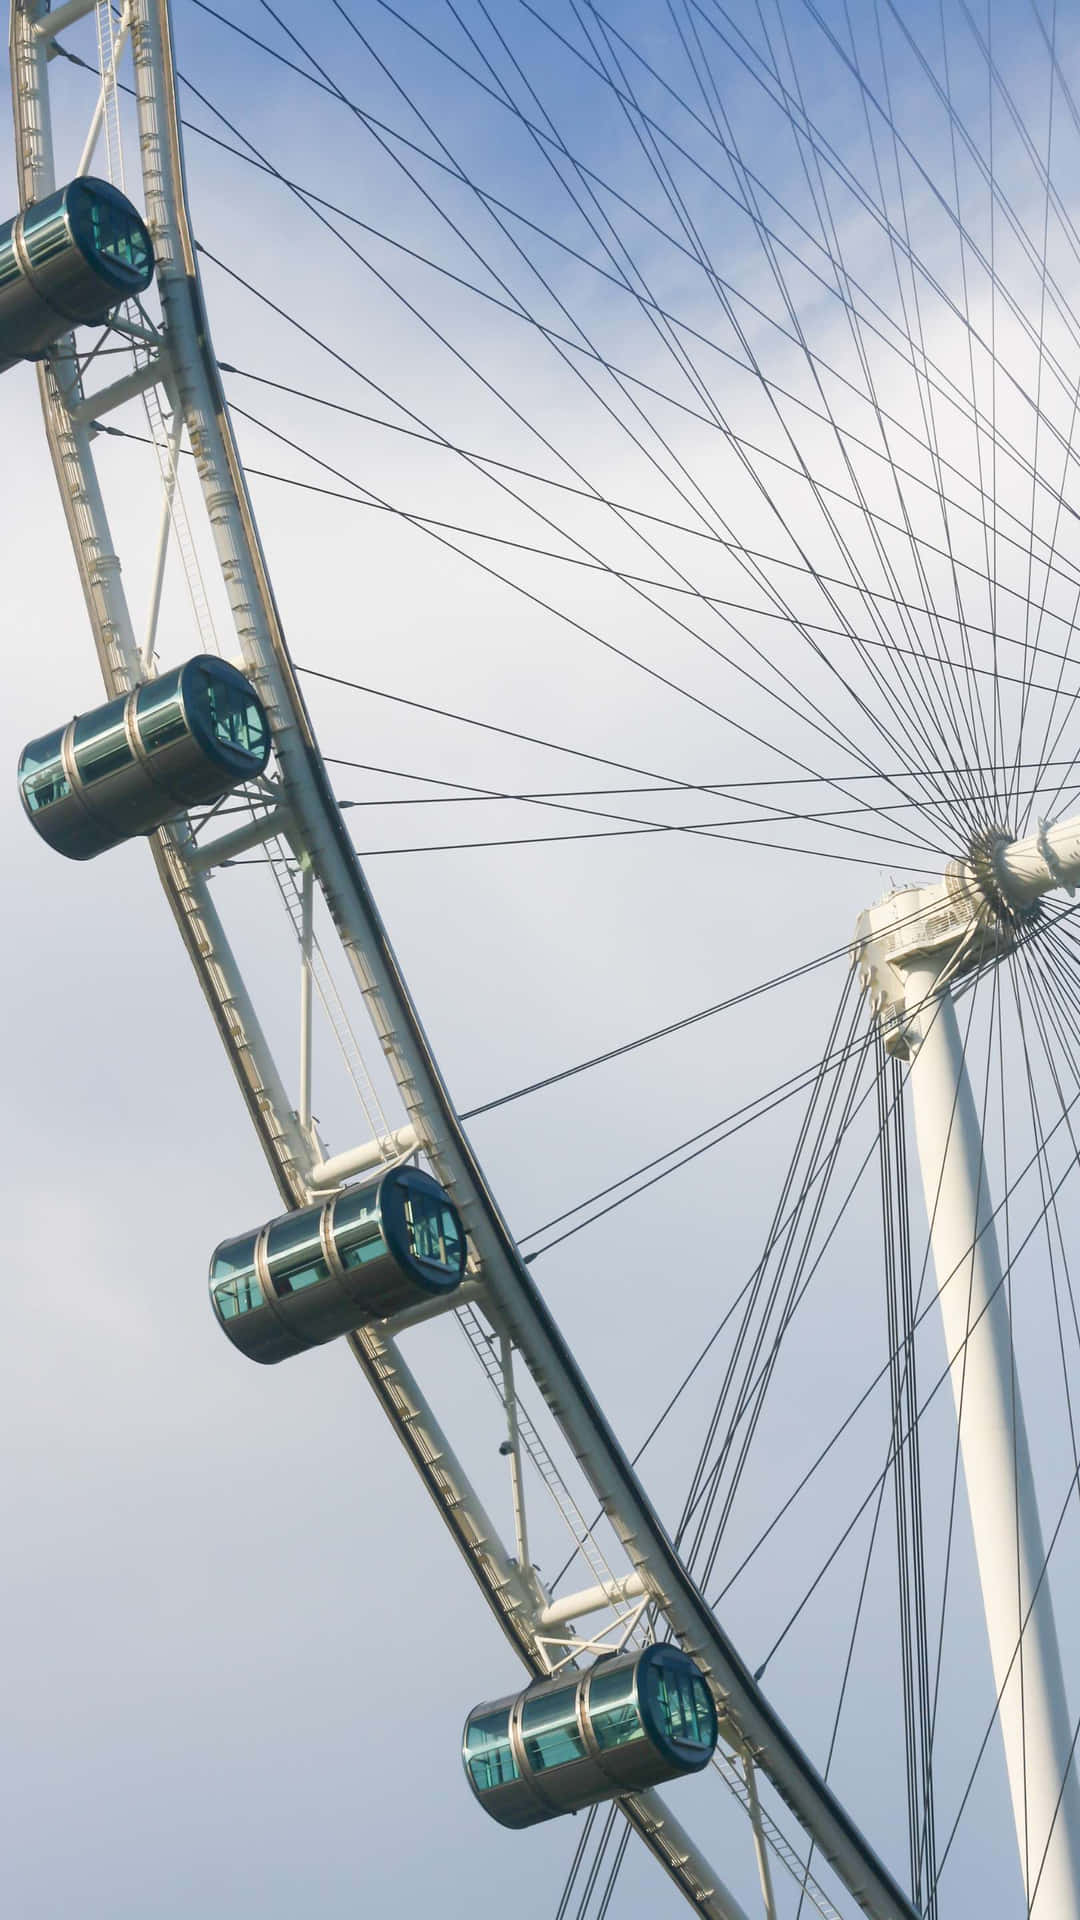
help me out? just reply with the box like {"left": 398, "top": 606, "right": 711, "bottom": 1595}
{"left": 129, "top": 6, "right": 921, "bottom": 1912}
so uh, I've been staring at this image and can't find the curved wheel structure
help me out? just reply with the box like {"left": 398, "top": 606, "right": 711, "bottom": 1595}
{"left": 11, "top": 4, "right": 1080, "bottom": 1918}
{"left": 9, "top": 3, "right": 915, "bottom": 1915}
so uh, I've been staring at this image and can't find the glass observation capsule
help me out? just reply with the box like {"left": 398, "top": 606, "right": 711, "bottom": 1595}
{"left": 18, "top": 656, "right": 271, "bottom": 861}
{"left": 462, "top": 1646, "right": 718, "bottom": 1829}
{"left": 0, "top": 177, "right": 154, "bottom": 374}
{"left": 210, "top": 1166, "right": 467, "bottom": 1364}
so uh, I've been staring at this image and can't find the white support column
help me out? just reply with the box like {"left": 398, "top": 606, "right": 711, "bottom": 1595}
{"left": 499, "top": 1332, "right": 532, "bottom": 1577}
{"left": 140, "top": 398, "right": 183, "bottom": 673}
{"left": 299, "top": 859, "right": 314, "bottom": 1141}
{"left": 743, "top": 1759, "right": 778, "bottom": 1920}
{"left": 905, "top": 958, "right": 1080, "bottom": 1917}
{"left": 33, "top": 0, "right": 98, "bottom": 42}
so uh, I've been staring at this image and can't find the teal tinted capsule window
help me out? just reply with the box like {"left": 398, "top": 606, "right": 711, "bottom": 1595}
{"left": 18, "top": 728, "right": 70, "bottom": 812}
{"left": 211, "top": 1233, "right": 263, "bottom": 1319}
{"left": 192, "top": 665, "right": 268, "bottom": 761}
{"left": 73, "top": 698, "right": 133, "bottom": 785}
{"left": 85, "top": 186, "right": 152, "bottom": 280}
{"left": 643, "top": 1656, "right": 716, "bottom": 1755}
{"left": 521, "top": 1686, "right": 585, "bottom": 1772}
{"left": 465, "top": 1710, "right": 519, "bottom": 1792}
{"left": 180, "top": 659, "right": 271, "bottom": 777}
{"left": 588, "top": 1662, "right": 647, "bottom": 1752}
{"left": 134, "top": 668, "right": 187, "bottom": 755}
{"left": 56, "top": 178, "right": 153, "bottom": 294}
{"left": 659, "top": 1666, "right": 712, "bottom": 1748}
{"left": 265, "top": 1209, "right": 330, "bottom": 1296}
{"left": 333, "top": 1183, "right": 386, "bottom": 1270}
{"left": 18, "top": 194, "right": 71, "bottom": 274}
{"left": 380, "top": 1168, "right": 467, "bottom": 1294}
{"left": 405, "top": 1184, "right": 461, "bottom": 1271}
{"left": 0, "top": 228, "right": 22, "bottom": 297}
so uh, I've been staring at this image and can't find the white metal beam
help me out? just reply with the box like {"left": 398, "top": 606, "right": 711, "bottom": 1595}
{"left": 68, "top": 355, "right": 167, "bottom": 425}
{"left": 904, "top": 960, "right": 1080, "bottom": 1917}
{"left": 140, "top": 398, "right": 182, "bottom": 672}
{"left": 498, "top": 1332, "right": 532, "bottom": 1578}
{"left": 537, "top": 1572, "right": 647, "bottom": 1630}
{"left": 298, "top": 858, "right": 314, "bottom": 1141}
{"left": 306, "top": 1127, "right": 419, "bottom": 1189}
{"left": 34, "top": 0, "right": 98, "bottom": 44}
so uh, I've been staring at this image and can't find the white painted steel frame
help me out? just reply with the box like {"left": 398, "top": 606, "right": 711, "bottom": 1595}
{"left": 905, "top": 965, "right": 1080, "bottom": 1917}
{"left": 856, "top": 822, "right": 1080, "bottom": 1913}
{"left": 10, "top": 6, "right": 920, "bottom": 1917}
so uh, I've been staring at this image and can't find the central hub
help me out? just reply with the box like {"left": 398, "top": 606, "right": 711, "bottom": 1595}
{"left": 965, "top": 825, "right": 1044, "bottom": 929}
{"left": 853, "top": 826, "right": 1024, "bottom": 1056}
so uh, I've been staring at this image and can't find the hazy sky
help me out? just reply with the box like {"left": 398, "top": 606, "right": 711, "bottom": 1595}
{"left": 5, "top": 4, "right": 1080, "bottom": 1916}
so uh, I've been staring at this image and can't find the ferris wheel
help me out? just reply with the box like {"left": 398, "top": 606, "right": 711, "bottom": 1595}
{"left": 7, "top": 3, "right": 1080, "bottom": 1916}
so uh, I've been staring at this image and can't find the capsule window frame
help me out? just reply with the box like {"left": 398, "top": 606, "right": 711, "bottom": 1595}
{"left": 636, "top": 1648, "right": 718, "bottom": 1768}
{"left": 61, "top": 686, "right": 193, "bottom": 824}
{"left": 210, "top": 1231, "right": 267, "bottom": 1322}
{"left": 585, "top": 1658, "right": 650, "bottom": 1755}
{"left": 519, "top": 1682, "right": 588, "bottom": 1776}
{"left": 133, "top": 669, "right": 190, "bottom": 763}
{"left": 329, "top": 1183, "right": 388, "bottom": 1272}
{"left": 263, "top": 1207, "right": 335, "bottom": 1299}
{"left": 17, "top": 725, "right": 73, "bottom": 814}
{"left": 464, "top": 1707, "right": 521, "bottom": 1794}
{"left": 72, "top": 699, "right": 136, "bottom": 787}
{"left": 503, "top": 1680, "right": 591, "bottom": 1819}
{"left": 180, "top": 659, "right": 271, "bottom": 780}
{"left": 380, "top": 1167, "right": 468, "bottom": 1296}
{"left": 65, "top": 177, "right": 155, "bottom": 294}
